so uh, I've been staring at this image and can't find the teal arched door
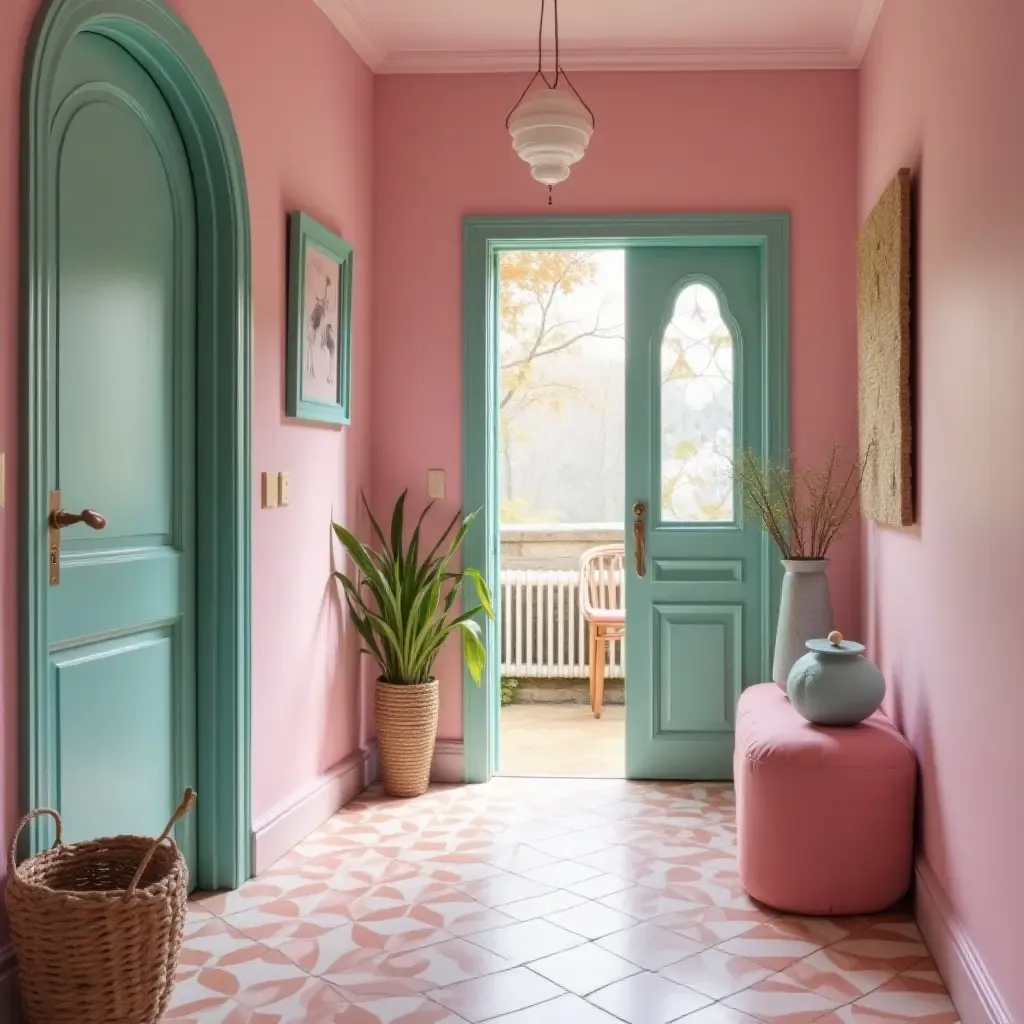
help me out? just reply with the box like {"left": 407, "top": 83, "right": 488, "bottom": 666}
{"left": 46, "top": 29, "right": 200, "bottom": 867}
{"left": 24, "top": 0, "right": 253, "bottom": 889}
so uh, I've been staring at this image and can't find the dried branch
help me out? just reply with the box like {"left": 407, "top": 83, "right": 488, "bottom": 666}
{"left": 732, "top": 442, "right": 874, "bottom": 560}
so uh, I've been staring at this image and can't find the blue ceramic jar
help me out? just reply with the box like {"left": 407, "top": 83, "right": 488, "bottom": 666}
{"left": 786, "top": 631, "right": 886, "bottom": 726}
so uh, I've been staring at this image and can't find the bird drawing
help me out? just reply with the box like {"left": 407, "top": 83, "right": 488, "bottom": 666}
{"left": 322, "top": 323, "right": 336, "bottom": 385}
{"left": 306, "top": 274, "right": 331, "bottom": 379}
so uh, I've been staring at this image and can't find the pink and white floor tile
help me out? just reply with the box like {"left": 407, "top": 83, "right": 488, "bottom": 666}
{"left": 171, "top": 779, "right": 958, "bottom": 1023}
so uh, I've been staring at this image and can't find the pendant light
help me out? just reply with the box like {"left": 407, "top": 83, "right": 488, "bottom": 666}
{"left": 506, "top": 0, "right": 595, "bottom": 204}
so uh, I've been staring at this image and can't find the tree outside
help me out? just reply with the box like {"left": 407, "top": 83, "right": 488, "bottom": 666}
{"left": 499, "top": 249, "right": 625, "bottom": 525}
{"left": 498, "top": 252, "right": 735, "bottom": 526}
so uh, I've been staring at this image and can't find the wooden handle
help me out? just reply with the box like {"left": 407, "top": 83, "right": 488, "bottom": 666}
{"left": 632, "top": 501, "right": 647, "bottom": 578}
{"left": 125, "top": 788, "right": 196, "bottom": 899}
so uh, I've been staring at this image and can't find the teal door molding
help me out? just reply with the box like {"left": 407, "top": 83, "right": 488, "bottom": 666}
{"left": 462, "top": 215, "right": 789, "bottom": 784}
{"left": 22, "top": 0, "right": 252, "bottom": 889}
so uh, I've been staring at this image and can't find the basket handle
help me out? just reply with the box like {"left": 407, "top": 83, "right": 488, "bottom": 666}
{"left": 8, "top": 808, "right": 63, "bottom": 874}
{"left": 125, "top": 788, "right": 196, "bottom": 900}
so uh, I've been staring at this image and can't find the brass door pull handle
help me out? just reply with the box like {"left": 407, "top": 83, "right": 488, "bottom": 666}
{"left": 48, "top": 490, "right": 105, "bottom": 586}
{"left": 632, "top": 501, "right": 647, "bottom": 578}
{"left": 50, "top": 508, "right": 107, "bottom": 530}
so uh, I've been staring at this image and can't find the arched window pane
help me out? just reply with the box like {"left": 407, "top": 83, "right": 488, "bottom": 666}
{"left": 660, "top": 283, "right": 735, "bottom": 522}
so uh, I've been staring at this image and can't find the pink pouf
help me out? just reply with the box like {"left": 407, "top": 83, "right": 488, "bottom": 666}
{"left": 734, "top": 683, "right": 916, "bottom": 915}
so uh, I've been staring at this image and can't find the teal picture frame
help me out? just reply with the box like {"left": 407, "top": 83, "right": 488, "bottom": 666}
{"left": 286, "top": 212, "right": 353, "bottom": 425}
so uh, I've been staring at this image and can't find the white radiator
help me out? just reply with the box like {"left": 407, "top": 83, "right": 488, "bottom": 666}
{"left": 500, "top": 569, "right": 624, "bottom": 679}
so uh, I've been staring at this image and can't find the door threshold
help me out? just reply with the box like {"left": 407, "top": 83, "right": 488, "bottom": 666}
{"left": 494, "top": 772, "right": 626, "bottom": 780}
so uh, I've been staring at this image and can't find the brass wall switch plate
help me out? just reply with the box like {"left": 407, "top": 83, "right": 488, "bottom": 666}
{"left": 262, "top": 472, "right": 278, "bottom": 509}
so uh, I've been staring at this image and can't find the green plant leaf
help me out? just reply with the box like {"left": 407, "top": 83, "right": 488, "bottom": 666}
{"left": 390, "top": 489, "right": 407, "bottom": 573}
{"left": 438, "top": 517, "right": 474, "bottom": 576}
{"left": 459, "top": 619, "right": 486, "bottom": 684}
{"left": 332, "top": 571, "right": 388, "bottom": 671}
{"left": 462, "top": 568, "right": 494, "bottom": 620}
{"left": 331, "top": 522, "right": 378, "bottom": 580}
{"left": 337, "top": 522, "right": 402, "bottom": 614}
{"left": 446, "top": 604, "right": 487, "bottom": 629}
{"left": 330, "top": 496, "right": 494, "bottom": 685}
{"left": 360, "top": 491, "right": 390, "bottom": 556}
{"left": 423, "top": 507, "right": 463, "bottom": 566}
{"left": 406, "top": 500, "right": 435, "bottom": 581}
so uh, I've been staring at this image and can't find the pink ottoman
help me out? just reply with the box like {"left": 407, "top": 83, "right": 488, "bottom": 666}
{"left": 735, "top": 683, "right": 916, "bottom": 915}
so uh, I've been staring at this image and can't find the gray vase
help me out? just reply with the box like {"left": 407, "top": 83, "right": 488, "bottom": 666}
{"left": 787, "top": 636, "right": 886, "bottom": 726}
{"left": 772, "top": 559, "right": 833, "bottom": 691}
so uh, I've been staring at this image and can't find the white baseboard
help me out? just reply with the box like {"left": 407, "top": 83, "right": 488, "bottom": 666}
{"left": 431, "top": 739, "right": 465, "bottom": 783}
{"left": 250, "top": 737, "right": 462, "bottom": 876}
{"left": 915, "top": 858, "right": 1013, "bottom": 1024}
{"left": 251, "top": 746, "right": 375, "bottom": 874}
{"left": 0, "top": 945, "right": 21, "bottom": 1023}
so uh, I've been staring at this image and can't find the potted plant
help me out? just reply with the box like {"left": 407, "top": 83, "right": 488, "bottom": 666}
{"left": 732, "top": 442, "right": 872, "bottom": 689}
{"left": 331, "top": 492, "right": 494, "bottom": 797}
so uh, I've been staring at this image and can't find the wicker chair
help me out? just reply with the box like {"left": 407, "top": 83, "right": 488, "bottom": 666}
{"left": 579, "top": 543, "right": 626, "bottom": 719}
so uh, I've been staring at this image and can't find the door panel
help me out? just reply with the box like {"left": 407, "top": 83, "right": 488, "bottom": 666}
{"left": 46, "top": 31, "right": 197, "bottom": 865}
{"left": 54, "top": 627, "right": 178, "bottom": 843}
{"left": 625, "top": 246, "right": 765, "bottom": 779}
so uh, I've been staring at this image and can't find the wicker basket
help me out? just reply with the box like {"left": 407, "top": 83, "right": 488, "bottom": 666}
{"left": 5, "top": 789, "right": 196, "bottom": 1024}
{"left": 376, "top": 679, "right": 439, "bottom": 797}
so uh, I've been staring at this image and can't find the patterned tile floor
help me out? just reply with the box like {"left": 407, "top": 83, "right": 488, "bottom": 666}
{"left": 176, "top": 778, "right": 958, "bottom": 1023}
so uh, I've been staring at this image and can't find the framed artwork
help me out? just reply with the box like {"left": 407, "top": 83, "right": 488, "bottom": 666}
{"left": 858, "top": 167, "right": 914, "bottom": 526}
{"left": 286, "top": 211, "right": 353, "bottom": 424}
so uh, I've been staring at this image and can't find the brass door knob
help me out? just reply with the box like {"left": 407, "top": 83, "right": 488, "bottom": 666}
{"left": 49, "top": 508, "right": 107, "bottom": 530}
{"left": 632, "top": 501, "right": 647, "bottom": 578}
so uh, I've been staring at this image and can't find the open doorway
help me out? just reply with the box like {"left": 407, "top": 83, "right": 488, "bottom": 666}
{"left": 496, "top": 249, "right": 627, "bottom": 778}
{"left": 461, "top": 215, "right": 790, "bottom": 785}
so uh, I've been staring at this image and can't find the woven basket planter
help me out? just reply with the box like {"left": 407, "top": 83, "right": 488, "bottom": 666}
{"left": 375, "top": 679, "right": 439, "bottom": 797}
{"left": 5, "top": 790, "right": 195, "bottom": 1024}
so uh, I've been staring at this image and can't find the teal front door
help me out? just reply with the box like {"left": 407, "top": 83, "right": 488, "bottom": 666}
{"left": 45, "top": 30, "right": 198, "bottom": 865}
{"left": 625, "top": 246, "right": 769, "bottom": 779}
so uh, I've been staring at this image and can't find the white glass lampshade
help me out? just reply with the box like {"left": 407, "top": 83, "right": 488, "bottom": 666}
{"left": 508, "top": 88, "right": 594, "bottom": 187}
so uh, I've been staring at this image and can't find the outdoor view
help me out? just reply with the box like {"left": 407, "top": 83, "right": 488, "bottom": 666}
{"left": 499, "top": 249, "right": 626, "bottom": 525}
{"left": 497, "top": 251, "right": 736, "bottom": 525}
{"left": 497, "top": 249, "right": 738, "bottom": 778}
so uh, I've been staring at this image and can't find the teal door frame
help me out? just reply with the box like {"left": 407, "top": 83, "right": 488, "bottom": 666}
{"left": 462, "top": 214, "right": 790, "bottom": 784}
{"left": 21, "top": 0, "right": 253, "bottom": 889}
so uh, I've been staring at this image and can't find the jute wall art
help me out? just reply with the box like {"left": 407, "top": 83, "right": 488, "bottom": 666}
{"left": 858, "top": 167, "right": 913, "bottom": 527}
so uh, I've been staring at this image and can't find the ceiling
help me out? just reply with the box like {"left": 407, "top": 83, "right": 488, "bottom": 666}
{"left": 312, "top": 0, "right": 886, "bottom": 74}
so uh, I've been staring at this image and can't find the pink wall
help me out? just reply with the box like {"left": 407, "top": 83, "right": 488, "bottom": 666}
{"left": 0, "top": 0, "right": 373, "bottom": 934}
{"left": 860, "top": 0, "right": 1024, "bottom": 1015}
{"left": 372, "top": 70, "right": 861, "bottom": 737}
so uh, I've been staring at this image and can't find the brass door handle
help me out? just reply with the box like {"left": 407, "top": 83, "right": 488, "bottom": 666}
{"left": 48, "top": 490, "right": 106, "bottom": 586}
{"left": 632, "top": 501, "right": 647, "bottom": 578}
{"left": 50, "top": 508, "right": 107, "bottom": 530}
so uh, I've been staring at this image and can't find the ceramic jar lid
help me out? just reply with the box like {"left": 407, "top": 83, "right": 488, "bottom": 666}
{"left": 805, "top": 630, "right": 866, "bottom": 657}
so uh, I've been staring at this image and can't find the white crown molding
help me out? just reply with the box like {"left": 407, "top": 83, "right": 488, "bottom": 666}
{"left": 316, "top": 0, "right": 886, "bottom": 75}
{"left": 312, "top": 0, "right": 383, "bottom": 69}
{"left": 377, "top": 46, "right": 861, "bottom": 75}
{"left": 849, "top": 0, "right": 887, "bottom": 63}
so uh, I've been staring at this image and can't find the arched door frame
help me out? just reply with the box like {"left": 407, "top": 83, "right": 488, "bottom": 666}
{"left": 21, "top": 0, "right": 253, "bottom": 889}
